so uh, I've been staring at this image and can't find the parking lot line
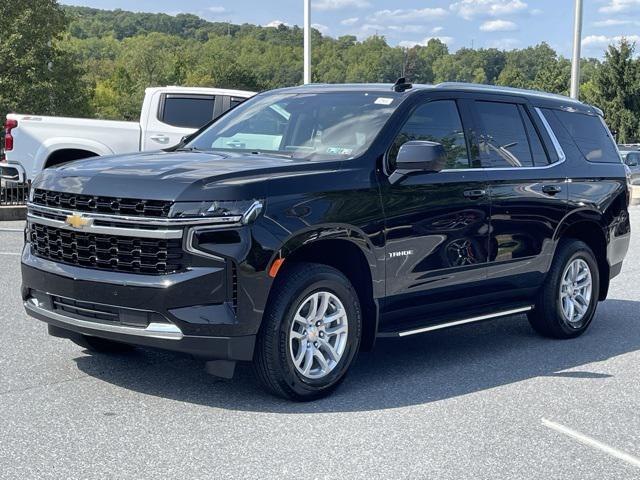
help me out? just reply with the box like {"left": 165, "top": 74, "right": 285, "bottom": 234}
{"left": 0, "top": 228, "right": 23, "bottom": 232}
{"left": 542, "top": 418, "right": 640, "bottom": 468}
{"left": 0, "top": 252, "right": 20, "bottom": 256}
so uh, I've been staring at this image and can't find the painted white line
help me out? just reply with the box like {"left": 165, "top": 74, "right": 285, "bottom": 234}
{"left": 0, "top": 228, "right": 23, "bottom": 232}
{"left": 542, "top": 418, "right": 640, "bottom": 468}
{"left": 0, "top": 252, "right": 20, "bottom": 256}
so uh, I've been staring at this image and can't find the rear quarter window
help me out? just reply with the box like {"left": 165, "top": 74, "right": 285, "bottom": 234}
{"left": 551, "top": 110, "right": 620, "bottom": 163}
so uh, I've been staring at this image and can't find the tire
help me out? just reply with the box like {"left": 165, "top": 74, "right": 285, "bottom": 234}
{"left": 253, "top": 262, "right": 362, "bottom": 401}
{"left": 528, "top": 239, "right": 600, "bottom": 339}
{"left": 72, "top": 335, "right": 136, "bottom": 353}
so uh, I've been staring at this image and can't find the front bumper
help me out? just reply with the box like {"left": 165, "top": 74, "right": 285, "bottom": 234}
{"left": 21, "top": 248, "right": 256, "bottom": 361}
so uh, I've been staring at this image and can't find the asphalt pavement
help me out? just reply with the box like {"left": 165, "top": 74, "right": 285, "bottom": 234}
{"left": 1, "top": 211, "right": 640, "bottom": 479}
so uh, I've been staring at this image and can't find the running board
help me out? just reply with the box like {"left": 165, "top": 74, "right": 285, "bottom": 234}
{"left": 378, "top": 306, "right": 533, "bottom": 338}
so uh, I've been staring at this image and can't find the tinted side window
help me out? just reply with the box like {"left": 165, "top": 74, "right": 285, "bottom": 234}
{"left": 626, "top": 152, "right": 639, "bottom": 166}
{"left": 230, "top": 97, "right": 246, "bottom": 109}
{"left": 388, "top": 100, "right": 470, "bottom": 171}
{"left": 520, "top": 105, "right": 550, "bottom": 165}
{"left": 475, "top": 101, "right": 534, "bottom": 168}
{"left": 161, "top": 95, "right": 215, "bottom": 129}
{"left": 553, "top": 110, "right": 620, "bottom": 163}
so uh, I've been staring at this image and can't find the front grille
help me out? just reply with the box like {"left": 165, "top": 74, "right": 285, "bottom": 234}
{"left": 29, "top": 223, "right": 184, "bottom": 275}
{"left": 32, "top": 189, "right": 172, "bottom": 217}
{"left": 52, "top": 296, "right": 120, "bottom": 323}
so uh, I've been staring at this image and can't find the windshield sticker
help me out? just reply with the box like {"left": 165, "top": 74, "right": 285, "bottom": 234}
{"left": 327, "top": 147, "right": 354, "bottom": 155}
{"left": 375, "top": 97, "right": 394, "bottom": 105}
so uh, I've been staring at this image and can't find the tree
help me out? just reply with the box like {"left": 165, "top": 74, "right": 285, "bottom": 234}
{"left": 0, "top": 0, "right": 91, "bottom": 118}
{"left": 591, "top": 39, "right": 640, "bottom": 143}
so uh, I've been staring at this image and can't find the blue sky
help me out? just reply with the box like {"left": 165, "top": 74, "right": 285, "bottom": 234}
{"left": 61, "top": 0, "right": 640, "bottom": 57}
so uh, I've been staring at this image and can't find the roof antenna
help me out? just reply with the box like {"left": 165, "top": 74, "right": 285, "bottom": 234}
{"left": 393, "top": 77, "right": 413, "bottom": 93}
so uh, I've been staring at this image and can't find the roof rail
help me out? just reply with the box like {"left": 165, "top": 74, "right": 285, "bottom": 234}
{"left": 434, "top": 82, "right": 582, "bottom": 104}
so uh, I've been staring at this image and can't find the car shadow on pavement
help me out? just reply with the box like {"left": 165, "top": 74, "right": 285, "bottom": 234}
{"left": 73, "top": 298, "right": 640, "bottom": 413}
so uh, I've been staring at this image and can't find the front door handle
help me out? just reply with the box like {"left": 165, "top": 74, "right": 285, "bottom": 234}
{"left": 542, "top": 184, "right": 562, "bottom": 196}
{"left": 463, "top": 189, "right": 487, "bottom": 199}
{"left": 150, "top": 134, "right": 170, "bottom": 144}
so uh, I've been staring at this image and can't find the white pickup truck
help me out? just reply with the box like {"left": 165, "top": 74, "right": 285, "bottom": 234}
{"left": 0, "top": 86, "right": 255, "bottom": 183}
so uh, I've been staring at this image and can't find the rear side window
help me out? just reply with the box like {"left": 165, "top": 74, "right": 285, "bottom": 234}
{"left": 160, "top": 95, "right": 215, "bottom": 129}
{"left": 475, "top": 101, "right": 539, "bottom": 168}
{"left": 388, "top": 100, "right": 470, "bottom": 171}
{"left": 230, "top": 97, "right": 246, "bottom": 109}
{"left": 552, "top": 110, "right": 619, "bottom": 163}
{"left": 625, "top": 152, "right": 640, "bottom": 166}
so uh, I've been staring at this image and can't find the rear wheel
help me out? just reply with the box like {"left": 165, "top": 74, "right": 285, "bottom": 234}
{"left": 253, "top": 263, "right": 362, "bottom": 401}
{"left": 528, "top": 239, "right": 600, "bottom": 339}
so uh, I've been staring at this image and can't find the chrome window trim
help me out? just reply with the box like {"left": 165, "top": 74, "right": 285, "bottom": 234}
{"left": 26, "top": 203, "right": 243, "bottom": 227}
{"left": 27, "top": 212, "right": 184, "bottom": 239}
{"left": 439, "top": 107, "right": 567, "bottom": 173}
{"left": 25, "top": 298, "right": 183, "bottom": 340}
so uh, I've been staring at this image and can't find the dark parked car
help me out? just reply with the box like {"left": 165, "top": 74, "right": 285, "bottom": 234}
{"left": 22, "top": 81, "right": 631, "bottom": 400}
{"left": 619, "top": 146, "right": 640, "bottom": 185}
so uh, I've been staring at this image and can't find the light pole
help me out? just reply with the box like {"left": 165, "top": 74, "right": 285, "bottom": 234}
{"left": 570, "top": 0, "right": 583, "bottom": 99}
{"left": 304, "top": 0, "right": 311, "bottom": 84}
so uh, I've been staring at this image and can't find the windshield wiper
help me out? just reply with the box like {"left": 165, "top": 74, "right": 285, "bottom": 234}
{"left": 249, "top": 151, "right": 294, "bottom": 159}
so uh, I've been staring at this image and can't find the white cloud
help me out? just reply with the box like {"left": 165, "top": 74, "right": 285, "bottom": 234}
{"left": 450, "top": 0, "right": 528, "bottom": 20}
{"left": 341, "top": 17, "right": 359, "bottom": 26}
{"left": 315, "top": 0, "right": 371, "bottom": 11}
{"left": 487, "top": 38, "right": 520, "bottom": 49}
{"left": 312, "top": 23, "right": 329, "bottom": 34}
{"left": 263, "top": 20, "right": 290, "bottom": 28}
{"left": 207, "top": 6, "right": 227, "bottom": 13}
{"left": 480, "top": 19, "right": 518, "bottom": 31}
{"left": 367, "top": 8, "right": 448, "bottom": 24}
{"left": 431, "top": 26, "right": 444, "bottom": 34}
{"left": 399, "top": 36, "right": 455, "bottom": 48}
{"left": 593, "top": 18, "right": 639, "bottom": 27}
{"left": 582, "top": 34, "right": 640, "bottom": 49}
{"left": 599, "top": 0, "right": 640, "bottom": 14}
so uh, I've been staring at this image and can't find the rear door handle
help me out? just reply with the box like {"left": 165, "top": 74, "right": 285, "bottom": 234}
{"left": 463, "top": 189, "right": 487, "bottom": 199}
{"left": 542, "top": 184, "right": 562, "bottom": 196}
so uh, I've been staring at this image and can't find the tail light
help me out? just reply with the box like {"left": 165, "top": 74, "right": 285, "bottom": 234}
{"left": 3, "top": 119, "right": 18, "bottom": 152}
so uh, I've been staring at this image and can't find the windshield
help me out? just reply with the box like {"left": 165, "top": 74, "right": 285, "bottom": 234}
{"left": 187, "top": 91, "right": 400, "bottom": 160}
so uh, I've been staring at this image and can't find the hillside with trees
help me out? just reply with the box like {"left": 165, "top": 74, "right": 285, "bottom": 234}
{"left": 1, "top": 1, "right": 640, "bottom": 142}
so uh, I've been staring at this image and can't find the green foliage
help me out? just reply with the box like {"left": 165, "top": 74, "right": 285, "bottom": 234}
{"left": 0, "top": 0, "right": 91, "bottom": 119}
{"left": 2, "top": 3, "right": 640, "bottom": 142}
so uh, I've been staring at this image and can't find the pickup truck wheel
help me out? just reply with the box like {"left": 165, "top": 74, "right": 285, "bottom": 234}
{"left": 253, "top": 262, "right": 362, "bottom": 401}
{"left": 73, "top": 335, "right": 135, "bottom": 354}
{"left": 528, "top": 239, "right": 599, "bottom": 339}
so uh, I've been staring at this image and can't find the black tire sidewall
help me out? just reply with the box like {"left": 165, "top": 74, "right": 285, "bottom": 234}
{"left": 551, "top": 243, "right": 600, "bottom": 336}
{"left": 264, "top": 266, "right": 362, "bottom": 398}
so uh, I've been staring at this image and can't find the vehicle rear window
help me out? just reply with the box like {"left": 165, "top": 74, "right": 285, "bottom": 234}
{"left": 161, "top": 95, "right": 215, "bottom": 129}
{"left": 552, "top": 110, "right": 620, "bottom": 163}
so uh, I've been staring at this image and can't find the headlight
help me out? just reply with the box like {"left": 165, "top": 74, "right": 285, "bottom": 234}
{"left": 170, "top": 200, "right": 263, "bottom": 224}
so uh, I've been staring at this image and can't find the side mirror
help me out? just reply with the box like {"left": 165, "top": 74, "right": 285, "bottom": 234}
{"left": 389, "top": 141, "right": 447, "bottom": 184}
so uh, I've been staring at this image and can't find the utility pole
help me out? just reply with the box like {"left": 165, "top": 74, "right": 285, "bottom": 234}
{"left": 570, "top": 0, "right": 583, "bottom": 99}
{"left": 303, "top": 0, "right": 311, "bottom": 84}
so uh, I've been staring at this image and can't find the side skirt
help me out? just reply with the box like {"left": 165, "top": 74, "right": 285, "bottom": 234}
{"left": 377, "top": 306, "right": 533, "bottom": 338}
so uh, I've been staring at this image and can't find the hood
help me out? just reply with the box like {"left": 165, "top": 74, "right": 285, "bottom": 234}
{"left": 33, "top": 150, "right": 342, "bottom": 201}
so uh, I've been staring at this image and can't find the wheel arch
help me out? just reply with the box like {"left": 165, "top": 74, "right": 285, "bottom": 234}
{"left": 267, "top": 231, "right": 380, "bottom": 352}
{"left": 35, "top": 138, "right": 112, "bottom": 172}
{"left": 554, "top": 210, "right": 609, "bottom": 301}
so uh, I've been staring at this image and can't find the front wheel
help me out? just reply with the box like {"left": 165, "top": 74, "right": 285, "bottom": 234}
{"left": 253, "top": 263, "right": 362, "bottom": 401}
{"left": 528, "top": 239, "right": 600, "bottom": 339}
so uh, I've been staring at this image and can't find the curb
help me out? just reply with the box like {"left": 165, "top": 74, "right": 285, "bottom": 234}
{"left": 0, "top": 205, "right": 27, "bottom": 221}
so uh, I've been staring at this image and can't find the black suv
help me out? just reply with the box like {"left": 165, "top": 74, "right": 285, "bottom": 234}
{"left": 21, "top": 82, "right": 631, "bottom": 401}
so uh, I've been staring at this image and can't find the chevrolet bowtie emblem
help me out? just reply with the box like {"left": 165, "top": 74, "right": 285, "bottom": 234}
{"left": 65, "top": 214, "right": 92, "bottom": 229}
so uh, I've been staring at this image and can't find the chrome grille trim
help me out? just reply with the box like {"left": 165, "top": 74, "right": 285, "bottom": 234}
{"left": 27, "top": 203, "right": 243, "bottom": 227}
{"left": 27, "top": 212, "right": 184, "bottom": 239}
